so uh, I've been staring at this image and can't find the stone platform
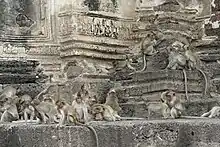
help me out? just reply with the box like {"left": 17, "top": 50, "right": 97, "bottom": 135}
{"left": 1, "top": 119, "right": 220, "bottom": 147}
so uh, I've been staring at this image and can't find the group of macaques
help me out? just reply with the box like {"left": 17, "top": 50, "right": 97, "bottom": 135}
{"left": 0, "top": 85, "right": 125, "bottom": 147}
{"left": 0, "top": 85, "right": 123, "bottom": 125}
{"left": 160, "top": 89, "right": 220, "bottom": 119}
{"left": 166, "top": 41, "right": 208, "bottom": 102}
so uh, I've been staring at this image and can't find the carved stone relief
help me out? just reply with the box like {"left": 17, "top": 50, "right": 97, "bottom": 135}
{"left": 58, "top": 13, "right": 136, "bottom": 40}
{"left": 0, "top": 0, "right": 56, "bottom": 43}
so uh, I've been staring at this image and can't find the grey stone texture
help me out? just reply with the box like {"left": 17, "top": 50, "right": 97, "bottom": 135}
{"left": 1, "top": 119, "right": 220, "bottom": 147}
{"left": 0, "top": 0, "right": 220, "bottom": 146}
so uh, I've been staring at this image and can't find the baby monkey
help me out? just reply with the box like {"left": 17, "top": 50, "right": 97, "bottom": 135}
{"left": 161, "top": 90, "right": 185, "bottom": 119}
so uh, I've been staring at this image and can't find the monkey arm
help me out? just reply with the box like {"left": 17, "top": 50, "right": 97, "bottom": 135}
{"left": 24, "top": 110, "right": 28, "bottom": 124}
{"left": 59, "top": 110, "right": 66, "bottom": 126}
{"left": 160, "top": 91, "right": 169, "bottom": 103}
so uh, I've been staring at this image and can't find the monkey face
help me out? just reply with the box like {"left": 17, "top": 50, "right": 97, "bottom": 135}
{"left": 92, "top": 106, "right": 104, "bottom": 114}
{"left": 55, "top": 101, "right": 65, "bottom": 109}
{"left": 92, "top": 105, "right": 104, "bottom": 121}
{"left": 95, "top": 113, "right": 103, "bottom": 121}
{"left": 76, "top": 98, "right": 82, "bottom": 104}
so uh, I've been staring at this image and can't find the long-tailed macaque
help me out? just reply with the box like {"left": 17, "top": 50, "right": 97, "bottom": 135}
{"left": 161, "top": 90, "right": 185, "bottom": 119}
{"left": 91, "top": 89, "right": 122, "bottom": 121}
{"left": 56, "top": 99, "right": 99, "bottom": 147}
{"left": 91, "top": 103, "right": 121, "bottom": 121}
{"left": 104, "top": 89, "right": 121, "bottom": 113}
{"left": 166, "top": 41, "right": 189, "bottom": 101}
{"left": 0, "top": 96, "right": 19, "bottom": 122}
{"left": 72, "top": 92, "right": 91, "bottom": 123}
{"left": 0, "top": 86, "right": 17, "bottom": 101}
{"left": 185, "top": 48, "right": 208, "bottom": 96}
{"left": 31, "top": 95, "right": 59, "bottom": 124}
{"left": 131, "top": 31, "right": 161, "bottom": 74}
{"left": 18, "top": 94, "right": 35, "bottom": 124}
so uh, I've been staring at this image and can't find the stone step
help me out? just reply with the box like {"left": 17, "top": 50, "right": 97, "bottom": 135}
{"left": 120, "top": 93, "right": 203, "bottom": 103}
{"left": 0, "top": 60, "right": 39, "bottom": 74}
{"left": 2, "top": 119, "right": 220, "bottom": 147}
{"left": 113, "top": 70, "right": 204, "bottom": 86}
{"left": 0, "top": 74, "right": 37, "bottom": 84}
{"left": 119, "top": 81, "right": 204, "bottom": 97}
{"left": 119, "top": 99, "right": 218, "bottom": 118}
{"left": 130, "top": 70, "right": 202, "bottom": 83}
{"left": 81, "top": 73, "right": 111, "bottom": 80}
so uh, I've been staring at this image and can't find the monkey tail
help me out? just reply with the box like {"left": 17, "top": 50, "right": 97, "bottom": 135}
{"left": 76, "top": 122, "right": 99, "bottom": 147}
{"left": 160, "top": 90, "right": 169, "bottom": 102}
{"left": 197, "top": 68, "right": 208, "bottom": 96}
{"left": 141, "top": 54, "right": 147, "bottom": 72}
{"left": 182, "top": 69, "right": 189, "bottom": 102}
{"left": 86, "top": 125, "right": 99, "bottom": 147}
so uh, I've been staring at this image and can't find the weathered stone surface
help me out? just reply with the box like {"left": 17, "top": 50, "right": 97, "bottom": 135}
{"left": 2, "top": 119, "right": 220, "bottom": 147}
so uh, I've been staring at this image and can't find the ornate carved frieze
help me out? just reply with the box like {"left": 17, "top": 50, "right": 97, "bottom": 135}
{"left": 58, "top": 11, "right": 137, "bottom": 41}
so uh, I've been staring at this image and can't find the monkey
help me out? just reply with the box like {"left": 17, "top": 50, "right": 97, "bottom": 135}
{"left": 0, "top": 86, "right": 17, "bottom": 101}
{"left": 184, "top": 48, "right": 208, "bottom": 96}
{"left": 55, "top": 99, "right": 99, "bottom": 147}
{"left": 160, "top": 90, "right": 185, "bottom": 119}
{"left": 201, "top": 106, "right": 220, "bottom": 118}
{"left": 17, "top": 94, "right": 35, "bottom": 124}
{"left": 91, "top": 104, "right": 121, "bottom": 121}
{"left": 166, "top": 42, "right": 189, "bottom": 102}
{"left": 0, "top": 96, "right": 19, "bottom": 122}
{"left": 160, "top": 91, "right": 172, "bottom": 119}
{"left": 104, "top": 89, "right": 121, "bottom": 117}
{"left": 91, "top": 105, "right": 104, "bottom": 121}
{"left": 72, "top": 92, "right": 91, "bottom": 123}
{"left": 92, "top": 103, "right": 145, "bottom": 121}
{"left": 55, "top": 100, "right": 75, "bottom": 125}
{"left": 132, "top": 32, "right": 160, "bottom": 73}
{"left": 111, "top": 56, "right": 136, "bottom": 73}
{"left": 30, "top": 96, "right": 59, "bottom": 124}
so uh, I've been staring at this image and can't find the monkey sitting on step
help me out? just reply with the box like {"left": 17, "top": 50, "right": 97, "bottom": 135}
{"left": 55, "top": 99, "right": 99, "bottom": 147}
{"left": 91, "top": 89, "right": 122, "bottom": 121}
{"left": 0, "top": 96, "right": 19, "bottom": 122}
{"left": 160, "top": 90, "right": 185, "bottom": 119}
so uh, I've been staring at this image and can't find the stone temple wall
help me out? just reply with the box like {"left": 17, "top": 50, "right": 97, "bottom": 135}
{"left": 1, "top": 0, "right": 220, "bottom": 119}
{"left": 0, "top": 0, "right": 61, "bottom": 76}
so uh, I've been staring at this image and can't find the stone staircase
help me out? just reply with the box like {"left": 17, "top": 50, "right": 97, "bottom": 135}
{"left": 113, "top": 70, "right": 217, "bottom": 118}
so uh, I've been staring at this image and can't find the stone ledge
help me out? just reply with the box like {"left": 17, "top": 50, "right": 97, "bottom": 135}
{"left": 1, "top": 119, "right": 220, "bottom": 147}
